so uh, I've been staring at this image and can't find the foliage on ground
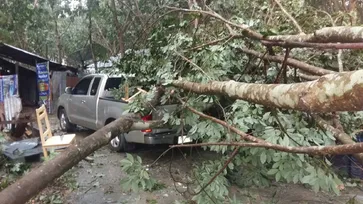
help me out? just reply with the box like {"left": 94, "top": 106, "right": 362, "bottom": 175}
{"left": 116, "top": 0, "right": 363, "bottom": 203}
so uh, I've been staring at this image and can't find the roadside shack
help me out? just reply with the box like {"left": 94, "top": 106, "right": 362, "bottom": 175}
{"left": 0, "top": 43, "right": 77, "bottom": 138}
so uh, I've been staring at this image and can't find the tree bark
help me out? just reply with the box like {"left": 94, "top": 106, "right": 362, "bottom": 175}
{"left": 298, "top": 72, "right": 320, "bottom": 81}
{"left": 238, "top": 47, "right": 334, "bottom": 76}
{"left": 54, "top": 18, "right": 62, "bottom": 63}
{"left": 88, "top": 7, "right": 98, "bottom": 72}
{"left": 172, "top": 70, "right": 363, "bottom": 113}
{"left": 0, "top": 117, "right": 163, "bottom": 204}
{"left": 313, "top": 115, "right": 363, "bottom": 164}
{"left": 172, "top": 142, "right": 363, "bottom": 155}
{"left": 110, "top": 0, "right": 125, "bottom": 56}
{"left": 266, "top": 26, "right": 363, "bottom": 43}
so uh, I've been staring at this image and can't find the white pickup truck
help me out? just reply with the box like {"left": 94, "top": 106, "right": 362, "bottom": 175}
{"left": 56, "top": 74, "right": 190, "bottom": 152}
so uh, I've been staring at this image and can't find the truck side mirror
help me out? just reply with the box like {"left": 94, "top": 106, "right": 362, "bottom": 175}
{"left": 65, "top": 87, "right": 72, "bottom": 94}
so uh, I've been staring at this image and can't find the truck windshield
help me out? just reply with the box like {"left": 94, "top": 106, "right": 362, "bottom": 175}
{"left": 104, "top": 78, "right": 122, "bottom": 90}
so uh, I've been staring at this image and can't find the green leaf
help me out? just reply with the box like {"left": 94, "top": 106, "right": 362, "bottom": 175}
{"left": 312, "top": 182, "right": 320, "bottom": 193}
{"left": 301, "top": 175, "right": 312, "bottom": 184}
{"left": 228, "top": 162, "right": 234, "bottom": 170}
{"left": 267, "top": 168, "right": 278, "bottom": 175}
{"left": 282, "top": 135, "right": 290, "bottom": 146}
{"left": 137, "top": 156, "right": 142, "bottom": 164}
{"left": 293, "top": 174, "right": 299, "bottom": 184}
{"left": 126, "top": 153, "right": 134, "bottom": 163}
{"left": 260, "top": 152, "right": 267, "bottom": 164}
{"left": 275, "top": 172, "right": 281, "bottom": 182}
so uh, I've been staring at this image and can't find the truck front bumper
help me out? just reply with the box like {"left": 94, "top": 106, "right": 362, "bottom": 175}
{"left": 144, "top": 132, "right": 192, "bottom": 145}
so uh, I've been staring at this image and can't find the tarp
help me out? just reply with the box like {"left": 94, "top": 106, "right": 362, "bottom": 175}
{"left": 2, "top": 138, "right": 43, "bottom": 160}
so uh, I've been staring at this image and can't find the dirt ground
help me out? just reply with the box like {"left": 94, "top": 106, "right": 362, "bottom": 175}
{"left": 18, "top": 116, "right": 363, "bottom": 203}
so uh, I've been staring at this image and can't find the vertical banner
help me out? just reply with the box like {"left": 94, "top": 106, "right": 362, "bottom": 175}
{"left": 0, "top": 75, "right": 20, "bottom": 130}
{"left": 36, "top": 62, "right": 51, "bottom": 113}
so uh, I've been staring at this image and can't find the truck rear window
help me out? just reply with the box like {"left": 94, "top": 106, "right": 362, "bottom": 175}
{"left": 104, "top": 78, "right": 122, "bottom": 90}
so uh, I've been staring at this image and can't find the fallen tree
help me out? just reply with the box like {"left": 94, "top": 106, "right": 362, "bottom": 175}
{"left": 172, "top": 70, "right": 363, "bottom": 113}
{"left": 0, "top": 116, "right": 163, "bottom": 204}
{"left": 0, "top": 86, "right": 166, "bottom": 204}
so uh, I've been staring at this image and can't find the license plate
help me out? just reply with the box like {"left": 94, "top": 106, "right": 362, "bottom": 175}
{"left": 178, "top": 136, "right": 192, "bottom": 144}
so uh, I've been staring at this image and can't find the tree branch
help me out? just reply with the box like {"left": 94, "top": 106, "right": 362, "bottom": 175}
{"left": 313, "top": 115, "right": 363, "bottom": 164}
{"left": 266, "top": 26, "right": 363, "bottom": 43}
{"left": 274, "top": 48, "right": 290, "bottom": 83}
{"left": 171, "top": 141, "right": 363, "bottom": 155}
{"left": 176, "top": 98, "right": 363, "bottom": 156}
{"left": 172, "top": 70, "right": 363, "bottom": 113}
{"left": 165, "top": 6, "right": 263, "bottom": 40}
{"left": 166, "top": 6, "right": 363, "bottom": 48}
{"left": 297, "top": 72, "right": 320, "bottom": 81}
{"left": 237, "top": 47, "right": 334, "bottom": 76}
{"left": 273, "top": 0, "right": 304, "bottom": 34}
{"left": 261, "top": 40, "right": 363, "bottom": 49}
{"left": 189, "top": 35, "right": 236, "bottom": 51}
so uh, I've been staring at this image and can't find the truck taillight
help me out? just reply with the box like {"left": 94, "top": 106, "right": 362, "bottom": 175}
{"left": 141, "top": 114, "right": 152, "bottom": 133}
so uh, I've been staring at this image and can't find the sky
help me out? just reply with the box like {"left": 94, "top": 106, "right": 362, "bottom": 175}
{"left": 64, "top": 0, "right": 87, "bottom": 10}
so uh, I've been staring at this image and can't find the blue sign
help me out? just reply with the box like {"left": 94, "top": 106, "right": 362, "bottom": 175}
{"left": 36, "top": 62, "right": 50, "bottom": 112}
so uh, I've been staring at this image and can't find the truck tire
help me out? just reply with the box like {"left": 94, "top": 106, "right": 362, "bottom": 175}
{"left": 59, "top": 108, "right": 76, "bottom": 133}
{"left": 109, "top": 134, "right": 127, "bottom": 152}
{"left": 106, "top": 120, "right": 135, "bottom": 152}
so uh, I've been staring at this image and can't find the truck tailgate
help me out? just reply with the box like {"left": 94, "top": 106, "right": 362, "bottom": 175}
{"left": 152, "top": 104, "right": 179, "bottom": 134}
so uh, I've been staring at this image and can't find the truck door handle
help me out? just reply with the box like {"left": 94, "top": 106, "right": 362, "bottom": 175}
{"left": 81, "top": 100, "right": 86, "bottom": 104}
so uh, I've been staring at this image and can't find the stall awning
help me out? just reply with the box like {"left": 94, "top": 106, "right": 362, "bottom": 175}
{"left": 0, "top": 43, "right": 77, "bottom": 73}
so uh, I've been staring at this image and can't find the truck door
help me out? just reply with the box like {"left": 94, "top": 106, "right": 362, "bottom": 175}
{"left": 78, "top": 76, "right": 101, "bottom": 130}
{"left": 67, "top": 76, "right": 93, "bottom": 127}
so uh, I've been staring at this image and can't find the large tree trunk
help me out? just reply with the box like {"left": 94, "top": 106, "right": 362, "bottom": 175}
{"left": 110, "top": 0, "right": 125, "bottom": 56}
{"left": 54, "top": 18, "right": 62, "bottom": 63}
{"left": 172, "top": 70, "right": 363, "bottom": 113}
{"left": 0, "top": 116, "right": 163, "bottom": 204}
{"left": 88, "top": 9, "right": 98, "bottom": 72}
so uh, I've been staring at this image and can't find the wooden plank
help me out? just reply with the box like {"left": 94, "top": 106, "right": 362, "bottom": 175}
{"left": 43, "top": 134, "right": 76, "bottom": 147}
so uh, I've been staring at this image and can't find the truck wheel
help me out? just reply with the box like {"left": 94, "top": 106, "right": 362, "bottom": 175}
{"left": 109, "top": 134, "right": 127, "bottom": 152}
{"left": 106, "top": 120, "right": 135, "bottom": 152}
{"left": 59, "top": 109, "right": 76, "bottom": 132}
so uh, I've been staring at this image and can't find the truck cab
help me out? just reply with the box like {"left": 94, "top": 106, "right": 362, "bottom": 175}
{"left": 57, "top": 74, "right": 191, "bottom": 152}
